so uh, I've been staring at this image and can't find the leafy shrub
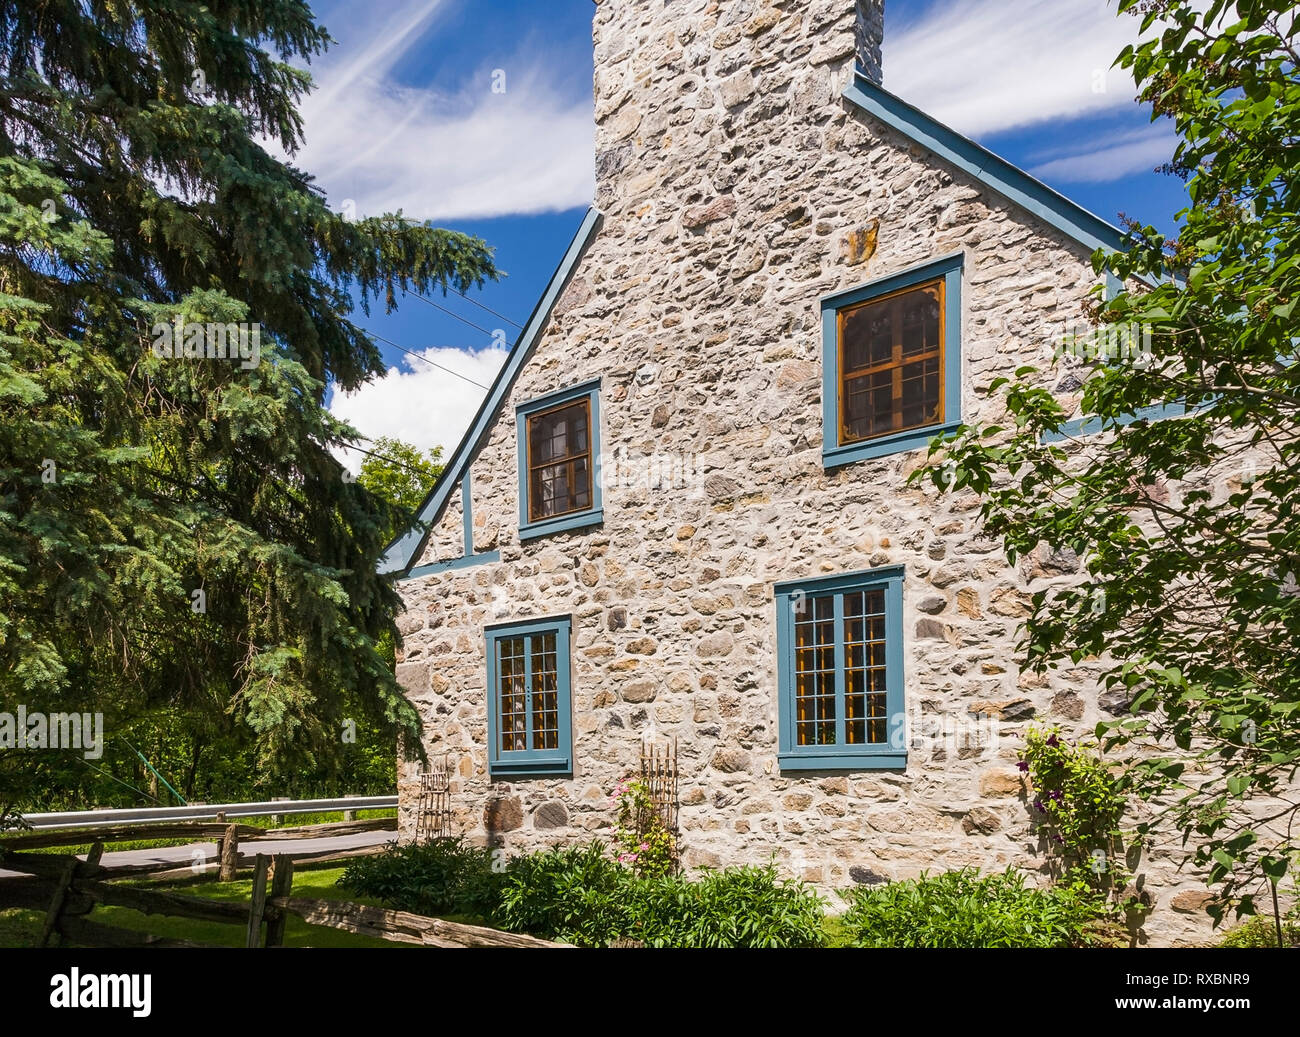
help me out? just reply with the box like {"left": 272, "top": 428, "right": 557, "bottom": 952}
{"left": 1217, "top": 911, "right": 1300, "bottom": 948}
{"left": 495, "top": 842, "right": 628, "bottom": 946}
{"left": 337, "top": 837, "right": 501, "bottom": 918}
{"left": 627, "top": 865, "right": 826, "bottom": 948}
{"left": 839, "top": 868, "right": 1110, "bottom": 948}
{"left": 493, "top": 842, "right": 826, "bottom": 948}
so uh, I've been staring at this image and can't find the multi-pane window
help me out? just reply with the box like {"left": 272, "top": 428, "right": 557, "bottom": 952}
{"left": 486, "top": 617, "right": 572, "bottom": 776}
{"left": 516, "top": 381, "right": 603, "bottom": 539}
{"left": 527, "top": 400, "right": 592, "bottom": 522}
{"left": 776, "top": 569, "right": 906, "bottom": 771}
{"left": 839, "top": 279, "right": 943, "bottom": 443}
{"left": 821, "top": 254, "right": 962, "bottom": 467}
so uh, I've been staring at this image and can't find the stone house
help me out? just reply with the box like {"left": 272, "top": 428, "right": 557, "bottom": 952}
{"left": 384, "top": 0, "right": 1215, "bottom": 943}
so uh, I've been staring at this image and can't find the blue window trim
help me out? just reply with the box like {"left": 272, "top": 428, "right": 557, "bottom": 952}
{"left": 821, "top": 253, "right": 963, "bottom": 469}
{"left": 485, "top": 615, "right": 573, "bottom": 778}
{"left": 774, "top": 567, "right": 907, "bottom": 772}
{"left": 516, "top": 379, "right": 603, "bottom": 541}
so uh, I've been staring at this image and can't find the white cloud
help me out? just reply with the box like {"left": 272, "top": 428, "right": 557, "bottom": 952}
{"left": 886, "top": 0, "right": 1142, "bottom": 137}
{"left": 1028, "top": 124, "right": 1178, "bottom": 183}
{"left": 274, "top": 0, "right": 594, "bottom": 221}
{"left": 330, "top": 344, "right": 508, "bottom": 473}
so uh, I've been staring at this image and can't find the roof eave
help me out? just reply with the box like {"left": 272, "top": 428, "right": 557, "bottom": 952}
{"left": 377, "top": 204, "right": 604, "bottom": 577}
{"left": 842, "top": 73, "right": 1131, "bottom": 257}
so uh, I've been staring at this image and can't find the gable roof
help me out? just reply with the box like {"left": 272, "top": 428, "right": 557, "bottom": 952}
{"left": 842, "top": 72, "right": 1131, "bottom": 256}
{"left": 381, "top": 78, "right": 1135, "bottom": 578}
{"left": 378, "top": 205, "right": 604, "bottom": 575}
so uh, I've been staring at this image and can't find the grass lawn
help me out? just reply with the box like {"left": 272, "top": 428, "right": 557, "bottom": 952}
{"left": 0, "top": 863, "right": 418, "bottom": 948}
{"left": 0, "top": 908, "right": 43, "bottom": 948}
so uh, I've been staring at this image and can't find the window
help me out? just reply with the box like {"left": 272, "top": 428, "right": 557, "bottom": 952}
{"left": 516, "top": 380, "right": 603, "bottom": 539}
{"left": 822, "top": 254, "right": 962, "bottom": 467}
{"left": 485, "top": 616, "right": 573, "bottom": 776}
{"left": 775, "top": 568, "right": 906, "bottom": 770}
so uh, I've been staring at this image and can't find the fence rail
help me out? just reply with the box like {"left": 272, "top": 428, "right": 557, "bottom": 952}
{"left": 17, "top": 795, "right": 397, "bottom": 830}
{"left": 4, "top": 843, "right": 566, "bottom": 949}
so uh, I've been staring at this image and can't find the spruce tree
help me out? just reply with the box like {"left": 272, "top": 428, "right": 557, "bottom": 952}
{"left": 0, "top": 1, "right": 494, "bottom": 804}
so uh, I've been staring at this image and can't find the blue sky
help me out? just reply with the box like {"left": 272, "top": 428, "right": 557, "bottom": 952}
{"left": 301, "top": 0, "right": 1189, "bottom": 466}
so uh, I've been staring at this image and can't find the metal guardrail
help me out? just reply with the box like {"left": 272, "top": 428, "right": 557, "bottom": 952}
{"left": 19, "top": 795, "right": 398, "bottom": 830}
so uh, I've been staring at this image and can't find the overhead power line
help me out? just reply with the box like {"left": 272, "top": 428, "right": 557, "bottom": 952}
{"left": 409, "top": 292, "right": 497, "bottom": 337}
{"left": 341, "top": 439, "right": 441, "bottom": 481}
{"left": 365, "top": 330, "right": 491, "bottom": 390}
{"left": 447, "top": 288, "right": 524, "bottom": 331}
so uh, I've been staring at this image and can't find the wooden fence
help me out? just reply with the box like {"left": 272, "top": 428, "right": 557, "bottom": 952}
{"left": 0, "top": 821, "right": 565, "bottom": 949}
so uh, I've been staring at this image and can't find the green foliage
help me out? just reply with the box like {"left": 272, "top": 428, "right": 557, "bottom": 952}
{"left": 336, "top": 838, "right": 503, "bottom": 920}
{"left": 0, "top": 2, "right": 496, "bottom": 803}
{"left": 494, "top": 842, "right": 627, "bottom": 945}
{"left": 492, "top": 842, "right": 826, "bottom": 948}
{"left": 838, "top": 869, "right": 1112, "bottom": 948}
{"left": 1022, "top": 726, "right": 1130, "bottom": 896}
{"left": 911, "top": 1, "right": 1300, "bottom": 916}
{"left": 357, "top": 436, "right": 444, "bottom": 544}
{"left": 626, "top": 865, "right": 828, "bottom": 948}
{"left": 611, "top": 777, "right": 677, "bottom": 878}
{"left": 1217, "top": 907, "right": 1300, "bottom": 948}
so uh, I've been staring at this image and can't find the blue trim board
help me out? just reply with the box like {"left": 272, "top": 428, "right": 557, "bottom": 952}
{"left": 1040, "top": 265, "right": 1189, "bottom": 443}
{"left": 485, "top": 614, "right": 573, "bottom": 778}
{"left": 378, "top": 206, "right": 605, "bottom": 576}
{"left": 774, "top": 567, "right": 907, "bottom": 771}
{"left": 516, "top": 378, "right": 604, "bottom": 541}
{"left": 461, "top": 470, "right": 474, "bottom": 556}
{"left": 822, "top": 252, "right": 964, "bottom": 468}
{"left": 1041, "top": 402, "right": 1196, "bottom": 444}
{"left": 842, "top": 74, "right": 1129, "bottom": 257}
{"left": 402, "top": 551, "right": 501, "bottom": 581}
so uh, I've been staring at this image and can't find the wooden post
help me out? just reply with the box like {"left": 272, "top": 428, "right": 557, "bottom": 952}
{"left": 39, "top": 857, "right": 78, "bottom": 947}
{"left": 264, "top": 854, "right": 294, "bottom": 947}
{"left": 218, "top": 823, "right": 239, "bottom": 881}
{"left": 270, "top": 797, "right": 287, "bottom": 826}
{"left": 246, "top": 854, "right": 272, "bottom": 948}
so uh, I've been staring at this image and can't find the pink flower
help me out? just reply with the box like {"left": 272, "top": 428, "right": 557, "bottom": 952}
{"left": 639, "top": 842, "right": 650, "bottom": 851}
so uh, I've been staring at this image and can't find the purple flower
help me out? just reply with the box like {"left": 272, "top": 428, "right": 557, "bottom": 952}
{"left": 1049, "top": 789, "right": 1063, "bottom": 802}
{"left": 1017, "top": 760, "right": 1030, "bottom": 773}
{"left": 1046, "top": 734, "right": 1061, "bottom": 748}
{"left": 1033, "top": 798, "right": 1045, "bottom": 814}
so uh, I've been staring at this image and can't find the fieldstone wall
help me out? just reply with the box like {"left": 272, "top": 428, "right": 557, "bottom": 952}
{"left": 394, "top": 0, "right": 1224, "bottom": 945}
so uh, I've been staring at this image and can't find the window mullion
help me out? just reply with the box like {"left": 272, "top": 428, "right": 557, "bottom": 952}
{"left": 523, "top": 636, "right": 535, "bottom": 752}
{"left": 833, "top": 593, "right": 847, "bottom": 748}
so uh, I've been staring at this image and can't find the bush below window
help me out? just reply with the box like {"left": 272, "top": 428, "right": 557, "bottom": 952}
{"left": 839, "top": 868, "right": 1115, "bottom": 948}
{"left": 337, "top": 838, "right": 503, "bottom": 919}
{"left": 494, "top": 842, "right": 827, "bottom": 948}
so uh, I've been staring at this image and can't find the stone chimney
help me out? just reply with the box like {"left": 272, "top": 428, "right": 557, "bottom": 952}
{"left": 856, "top": 0, "right": 884, "bottom": 84}
{"left": 591, "top": 1, "right": 885, "bottom": 211}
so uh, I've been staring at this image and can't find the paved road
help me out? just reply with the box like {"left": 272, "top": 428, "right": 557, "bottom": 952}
{"left": 0, "top": 829, "right": 395, "bottom": 880}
